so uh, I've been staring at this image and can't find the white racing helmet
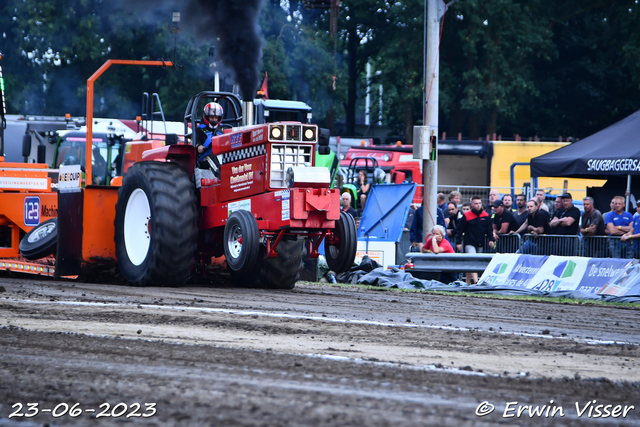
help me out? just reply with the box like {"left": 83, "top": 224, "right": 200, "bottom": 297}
{"left": 203, "top": 102, "right": 224, "bottom": 128}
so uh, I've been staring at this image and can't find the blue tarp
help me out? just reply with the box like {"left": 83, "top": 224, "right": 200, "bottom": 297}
{"left": 358, "top": 183, "right": 416, "bottom": 242}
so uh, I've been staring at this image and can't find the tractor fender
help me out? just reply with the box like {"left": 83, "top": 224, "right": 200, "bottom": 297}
{"left": 141, "top": 144, "right": 196, "bottom": 180}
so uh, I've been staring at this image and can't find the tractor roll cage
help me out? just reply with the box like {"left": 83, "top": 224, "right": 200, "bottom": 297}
{"left": 184, "top": 92, "right": 244, "bottom": 145}
{"left": 346, "top": 156, "right": 380, "bottom": 185}
{"left": 86, "top": 59, "right": 175, "bottom": 185}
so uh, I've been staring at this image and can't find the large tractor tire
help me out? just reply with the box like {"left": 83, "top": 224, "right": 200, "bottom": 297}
{"left": 256, "top": 239, "right": 305, "bottom": 289}
{"left": 299, "top": 238, "right": 320, "bottom": 282}
{"left": 224, "top": 210, "right": 260, "bottom": 275}
{"left": 325, "top": 212, "right": 357, "bottom": 274}
{"left": 19, "top": 218, "right": 58, "bottom": 260}
{"left": 231, "top": 239, "right": 304, "bottom": 290}
{"left": 114, "top": 162, "right": 197, "bottom": 287}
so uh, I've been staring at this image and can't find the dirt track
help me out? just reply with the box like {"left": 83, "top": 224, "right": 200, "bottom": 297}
{"left": 1, "top": 275, "right": 640, "bottom": 426}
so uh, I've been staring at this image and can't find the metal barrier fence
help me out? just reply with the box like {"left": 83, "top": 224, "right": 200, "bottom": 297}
{"left": 485, "top": 234, "right": 522, "bottom": 254}
{"left": 460, "top": 234, "right": 639, "bottom": 259}
{"left": 583, "top": 236, "right": 637, "bottom": 259}
{"left": 461, "top": 234, "right": 521, "bottom": 254}
{"left": 519, "top": 234, "right": 581, "bottom": 257}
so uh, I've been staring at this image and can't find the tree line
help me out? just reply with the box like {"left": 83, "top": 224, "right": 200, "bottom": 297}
{"left": 1, "top": 0, "right": 638, "bottom": 141}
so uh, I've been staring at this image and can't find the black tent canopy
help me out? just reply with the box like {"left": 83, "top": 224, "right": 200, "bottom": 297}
{"left": 531, "top": 109, "right": 640, "bottom": 179}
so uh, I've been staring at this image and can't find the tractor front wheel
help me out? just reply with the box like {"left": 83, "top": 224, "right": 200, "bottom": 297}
{"left": 256, "top": 239, "right": 305, "bottom": 289}
{"left": 224, "top": 210, "right": 260, "bottom": 275}
{"left": 230, "top": 239, "right": 304, "bottom": 290}
{"left": 325, "top": 212, "right": 357, "bottom": 273}
{"left": 114, "top": 162, "right": 197, "bottom": 287}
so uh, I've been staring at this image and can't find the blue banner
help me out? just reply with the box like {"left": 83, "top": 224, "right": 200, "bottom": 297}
{"left": 577, "top": 258, "right": 633, "bottom": 294}
{"left": 596, "top": 262, "right": 640, "bottom": 296}
{"left": 507, "top": 255, "right": 548, "bottom": 288}
{"left": 478, "top": 254, "right": 548, "bottom": 288}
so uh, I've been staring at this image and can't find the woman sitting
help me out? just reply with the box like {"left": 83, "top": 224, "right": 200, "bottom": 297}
{"left": 356, "top": 170, "right": 371, "bottom": 209}
{"left": 422, "top": 225, "right": 454, "bottom": 254}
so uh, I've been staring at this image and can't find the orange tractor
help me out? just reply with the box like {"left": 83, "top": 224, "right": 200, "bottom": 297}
{"left": 1, "top": 60, "right": 357, "bottom": 288}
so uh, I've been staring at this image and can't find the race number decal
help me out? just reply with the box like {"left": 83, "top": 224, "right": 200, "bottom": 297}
{"left": 24, "top": 196, "right": 41, "bottom": 227}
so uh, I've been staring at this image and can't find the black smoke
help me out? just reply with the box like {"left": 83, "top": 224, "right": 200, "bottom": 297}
{"left": 183, "top": 0, "right": 263, "bottom": 101}
{"left": 121, "top": 0, "right": 264, "bottom": 101}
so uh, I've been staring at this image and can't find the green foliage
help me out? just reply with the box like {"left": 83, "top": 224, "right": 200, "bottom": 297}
{"left": 441, "top": 0, "right": 555, "bottom": 138}
{"left": 260, "top": 0, "right": 348, "bottom": 129}
{"left": 0, "top": 0, "right": 210, "bottom": 118}
{"left": 370, "top": 0, "right": 425, "bottom": 138}
{"left": 516, "top": 0, "right": 640, "bottom": 138}
{"left": 1, "top": 0, "right": 639, "bottom": 140}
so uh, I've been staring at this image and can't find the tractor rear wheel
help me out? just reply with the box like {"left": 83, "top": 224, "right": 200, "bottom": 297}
{"left": 224, "top": 210, "right": 259, "bottom": 275}
{"left": 325, "top": 211, "right": 357, "bottom": 273}
{"left": 114, "top": 162, "right": 197, "bottom": 287}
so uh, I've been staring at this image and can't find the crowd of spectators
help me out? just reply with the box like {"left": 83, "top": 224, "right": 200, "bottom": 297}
{"left": 409, "top": 189, "right": 640, "bottom": 264}
{"left": 340, "top": 171, "right": 640, "bottom": 264}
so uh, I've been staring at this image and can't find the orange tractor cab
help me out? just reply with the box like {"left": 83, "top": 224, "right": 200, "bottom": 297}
{"left": 1, "top": 60, "right": 357, "bottom": 288}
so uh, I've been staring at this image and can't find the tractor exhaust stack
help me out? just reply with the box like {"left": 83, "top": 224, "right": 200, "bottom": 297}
{"left": 243, "top": 101, "right": 254, "bottom": 127}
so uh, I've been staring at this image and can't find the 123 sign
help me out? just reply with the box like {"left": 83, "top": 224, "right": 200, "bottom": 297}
{"left": 24, "top": 196, "right": 41, "bottom": 227}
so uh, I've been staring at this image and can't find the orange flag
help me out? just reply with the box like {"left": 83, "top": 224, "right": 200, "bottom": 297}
{"left": 258, "top": 72, "right": 269, "bottom": 99}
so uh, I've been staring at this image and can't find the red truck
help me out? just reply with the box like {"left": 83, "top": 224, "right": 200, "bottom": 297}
{"left": 340, "top": 145, "right": 423, "bottom": 204}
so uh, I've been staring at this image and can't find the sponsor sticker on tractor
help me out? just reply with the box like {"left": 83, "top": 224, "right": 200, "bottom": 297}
{"left": 58, "top": 164, "right": 82, "bottom": 191}
{"left": 275, "top": 190, "right": 291, "bottom": 220}
{"left": 228, "top": 199, "right": 251, "bottom": 217}
{"left": 24, "top": 196, "right": 41, "bottom": 227}
{"left": 0, "top": 177, "right": 48, "bottom": 191}
{"left": 230, "top": 133, "right": 242, "bottom": 148}
{"left": 251, "top": 128, "right": 264, "bottom": 143}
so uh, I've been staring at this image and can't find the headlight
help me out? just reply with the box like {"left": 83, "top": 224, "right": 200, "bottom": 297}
{"left": 302, "top": 125, "right": 316, "bottom": 142}
{"left": 270, "top": 125, "right": 284, "bottom": 140}
{"left": 305, "top": 129, "right": 314, "bottom": 139}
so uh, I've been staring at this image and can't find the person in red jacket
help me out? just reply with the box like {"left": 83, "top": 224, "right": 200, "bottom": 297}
{"left": 455, "top": 195, "right": 494, "bottom": 284}
{"left": 422, "top": 225, "right": 454, "bottom": 254}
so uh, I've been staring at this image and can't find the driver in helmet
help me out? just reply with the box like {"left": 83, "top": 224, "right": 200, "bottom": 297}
{"left": 196, "top": 102, "right": 224, "bottom": 166}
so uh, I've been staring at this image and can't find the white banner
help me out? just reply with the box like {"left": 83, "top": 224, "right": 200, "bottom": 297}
{"left": 526, "top": 256, "right": 590, "bottom": 292}
{"left": 0, "top": 177, "right": 49, "bottom": 190}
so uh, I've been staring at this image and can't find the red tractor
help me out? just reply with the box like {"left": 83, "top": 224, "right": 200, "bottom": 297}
{"left": 2, "top": 61, "right": 355, "bottom": 289}
{"left": 113, "top": 91, "right": 357, "bottom": 288}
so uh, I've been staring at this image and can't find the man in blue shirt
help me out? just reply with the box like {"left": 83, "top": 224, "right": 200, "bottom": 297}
{"left": 621, "top": 201, "right": 640, "bottom": 258}
{"left": 605, "top": 195, "right": 634, "bottom": 258}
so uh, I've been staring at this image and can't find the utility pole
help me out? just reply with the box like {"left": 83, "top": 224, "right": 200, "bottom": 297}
{"left": 0, "top": 51, "right": 5, "bottom": 158}
{"left": 414, "top": 0, "right": 445, "bottom": 245}
{"left": 171, "top": 11, "right": 180, "bottom": 65}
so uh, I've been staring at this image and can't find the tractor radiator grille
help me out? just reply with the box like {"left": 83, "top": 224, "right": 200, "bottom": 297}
{"left": 269, "top": 144, "right": 313, "bottom": 188}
